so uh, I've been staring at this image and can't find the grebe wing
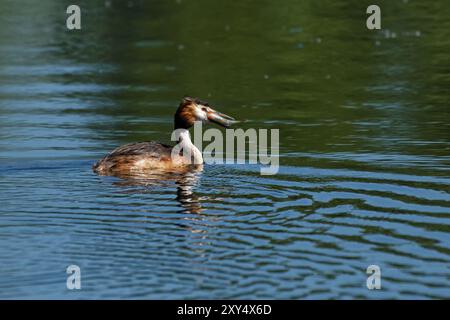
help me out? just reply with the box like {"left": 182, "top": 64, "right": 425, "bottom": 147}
{"left": 106, "top": 141, "right": 173, "bottom": 158}
{"left": 93, "top": 141, "right": 173, "bottom": 172}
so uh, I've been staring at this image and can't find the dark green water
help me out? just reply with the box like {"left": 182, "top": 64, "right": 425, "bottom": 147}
{"left": 0, "top": 0, "right": 449, "bottom": 299}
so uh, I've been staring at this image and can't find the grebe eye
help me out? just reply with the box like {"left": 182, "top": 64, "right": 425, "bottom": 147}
{"left": 202, "top": 107, "right": 208, "bottom": 112}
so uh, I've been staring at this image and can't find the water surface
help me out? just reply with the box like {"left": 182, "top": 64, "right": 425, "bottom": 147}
{"left": 0, "top": 0, "right": 449, "bottom": 299}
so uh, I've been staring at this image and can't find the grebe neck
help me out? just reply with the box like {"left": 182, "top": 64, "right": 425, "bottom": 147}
{"left": 176, "top": 129, "right": 203, "bottom": 164}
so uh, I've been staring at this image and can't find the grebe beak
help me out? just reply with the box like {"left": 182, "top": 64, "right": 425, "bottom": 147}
{"left": 207, "top": 109, "right": 237, "bottom": 128}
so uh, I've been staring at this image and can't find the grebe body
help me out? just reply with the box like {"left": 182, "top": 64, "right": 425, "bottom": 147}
{"left": 93, "top": 97, "right": 235, "bottom": 175}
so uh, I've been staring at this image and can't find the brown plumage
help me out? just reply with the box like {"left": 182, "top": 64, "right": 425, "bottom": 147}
{"left": 93, "top": 97, "right": 236, "bottom": 176}
{"left": 93, "top": 141, "right": 175, "bottom": 174}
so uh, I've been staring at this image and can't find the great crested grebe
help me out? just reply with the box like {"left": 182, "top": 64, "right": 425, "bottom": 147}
{"left": 93, "top": 97, "right": 236, "bottom": 175}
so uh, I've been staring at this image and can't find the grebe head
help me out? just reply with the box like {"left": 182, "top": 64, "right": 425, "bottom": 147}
{"left": 174, "top": 97, "right": 236, "bottom": 129}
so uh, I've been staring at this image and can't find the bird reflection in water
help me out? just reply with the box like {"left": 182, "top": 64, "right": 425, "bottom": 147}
{"left": 107, "top": 165, "right": 204, "bottom": 214}
{"left": 99, "top": 166, "right": 215, "bottom": 253}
